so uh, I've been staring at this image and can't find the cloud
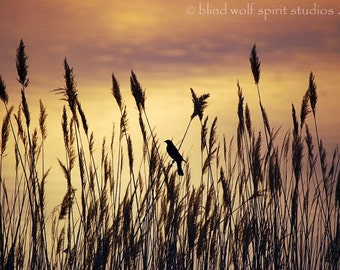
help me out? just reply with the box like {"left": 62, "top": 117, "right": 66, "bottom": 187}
{"left": 2, "top": 0, "right": 338, "bottom": 84}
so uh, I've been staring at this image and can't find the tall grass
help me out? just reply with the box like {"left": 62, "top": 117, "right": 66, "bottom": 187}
{"left": 0, "top": 40, "right": 339, "bottom": 269}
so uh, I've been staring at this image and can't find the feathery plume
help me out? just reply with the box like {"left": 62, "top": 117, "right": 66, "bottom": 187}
{"left": 291, "top": 104, "right": 299, "bottom": 138}
{"left": 61, "top": 106, "right": 69, "bottom": 147}
{"left": 59, "top": 187, "right": 75, "bottom": 220}
{"left": 31, "top": 128, "right": 38, "bottom": 158}
{"left": 252, "top": 133, "right": 263, "bottom": 194}
{"left": 300, "top": 89, "right": 311, "bottom": 129}
{"left": 237, "top": 81, "right": 245, "bottom": 137}
{"left": 292, "top": 134, "right": 303, "bottom": 185}
{"left": 120, "top": 106, "right": 128, "bottom": 136}
{"left": 269, "top": 150, "right": 282, "bottom": 195}
{"left": 39, "top": 100, "right": 47, "bottom": 140}
{"left": 0, "top": 76, "right": 8, "bottom": 104}
{"left": 21, "top": 89, "right": 30, "bottom": 128}
{"left": 219, "top": 168, "right": 231, "bottom": 209}
{"left": 237, "top": 82, "right": 245, "bottom": 156}
{"left": 127, "top": 135, "right": 134, "bottom": 172}
{"left": 1, "top": 106, "right": 13, "bottom": 155}
{"left": 16, "top": 39, "right": 29, "bottom": 87}
{"left": 308, "top": 72, "right": 317, "bottom": 115}
{"left": 245, "top": 103, "right": 252, "bottom": 137}
{"left": 305, "top": 124, "right": 316, "bottom": 171}
{"left": 54, "top": 58, "right": 78, "bottom": 118}
{"left": 190, "top": 88, "right": 210, "bottom": 121}
{"left": 201, "top": 116, "right": 208, "bottom": 152}
{"left": 111, "top": 73, "right": 123, "bottom": 110}
{"left": 130, "top": 70, "right": 145, "bottom": 111}
{"left": 250, "top": 44, "right": 261, "bottom": 85}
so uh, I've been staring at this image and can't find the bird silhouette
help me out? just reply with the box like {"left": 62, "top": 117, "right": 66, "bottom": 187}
{"left": 165, "top": 140, "right": 185, "bottom": 176}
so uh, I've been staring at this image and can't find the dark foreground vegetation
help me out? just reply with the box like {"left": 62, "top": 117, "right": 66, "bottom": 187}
{"left": 0, "top": 40, "right": 339, "bottom": 269}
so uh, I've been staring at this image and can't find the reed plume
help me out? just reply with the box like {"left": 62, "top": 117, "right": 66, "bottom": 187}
{"left": 300, "top": 89, "right": 311, "bottom": 130}
{"left": 16, "top": 39, "right": 29, "bottom": 87}
{"left": 173, "top": 88, "right": 211, "bottom": 156}
{"left": 54, "top": 59, "right": 78, "bottom": 119}
{"left": 250, "top": 44, "right": 260, "bottom": 85}
{"left": 245, "top": 104, "right": 252, "bottom": 137}
{"left": 130, "top": 70, "right": 145, "bottom": 111}
{"left": 0, "top": 76, "right": 8, "bottom": 104}
{"left": 308, "top": 72, "right": 317, "bottom": 116}
{"left": 1, "top": 106, "right": 13, "bottom": 155}
{"left": 39, "top": 100, "right": 47, "bottom": 140}
{"left": 111, "top": 73, "right": 123, "bottom": 110}
{"left": 190, "top": 88, "right": 210, "bottom": 121}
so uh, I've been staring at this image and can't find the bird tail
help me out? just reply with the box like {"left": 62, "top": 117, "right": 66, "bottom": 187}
{"left": 177, "top": 161, "right": 184, "bottom": 176}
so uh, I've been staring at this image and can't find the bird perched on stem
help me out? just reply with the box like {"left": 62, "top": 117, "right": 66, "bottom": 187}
{"left": 165, "top": 140, "right": 185, "bottom": 176}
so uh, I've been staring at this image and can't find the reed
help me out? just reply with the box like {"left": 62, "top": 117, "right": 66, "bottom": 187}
{"left": 0, "top": 40, "right": 339, "bottom": 269}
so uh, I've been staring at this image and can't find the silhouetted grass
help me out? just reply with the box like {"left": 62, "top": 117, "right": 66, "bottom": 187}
{"left": 0, "top": 40, "right": 339, "bottom": 269}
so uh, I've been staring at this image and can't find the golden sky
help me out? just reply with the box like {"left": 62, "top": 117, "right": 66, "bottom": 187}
{"left": 0, "top": 0, "right": 339, "bottom": 208}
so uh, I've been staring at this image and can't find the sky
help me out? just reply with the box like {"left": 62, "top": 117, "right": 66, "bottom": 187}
{"left": 0, "top": 0, "right": 339, "bottom": 210}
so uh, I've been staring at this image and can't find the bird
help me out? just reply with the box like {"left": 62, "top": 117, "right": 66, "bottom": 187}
{"left": 165, "top": 140, "right": 185, "bottom": 176}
